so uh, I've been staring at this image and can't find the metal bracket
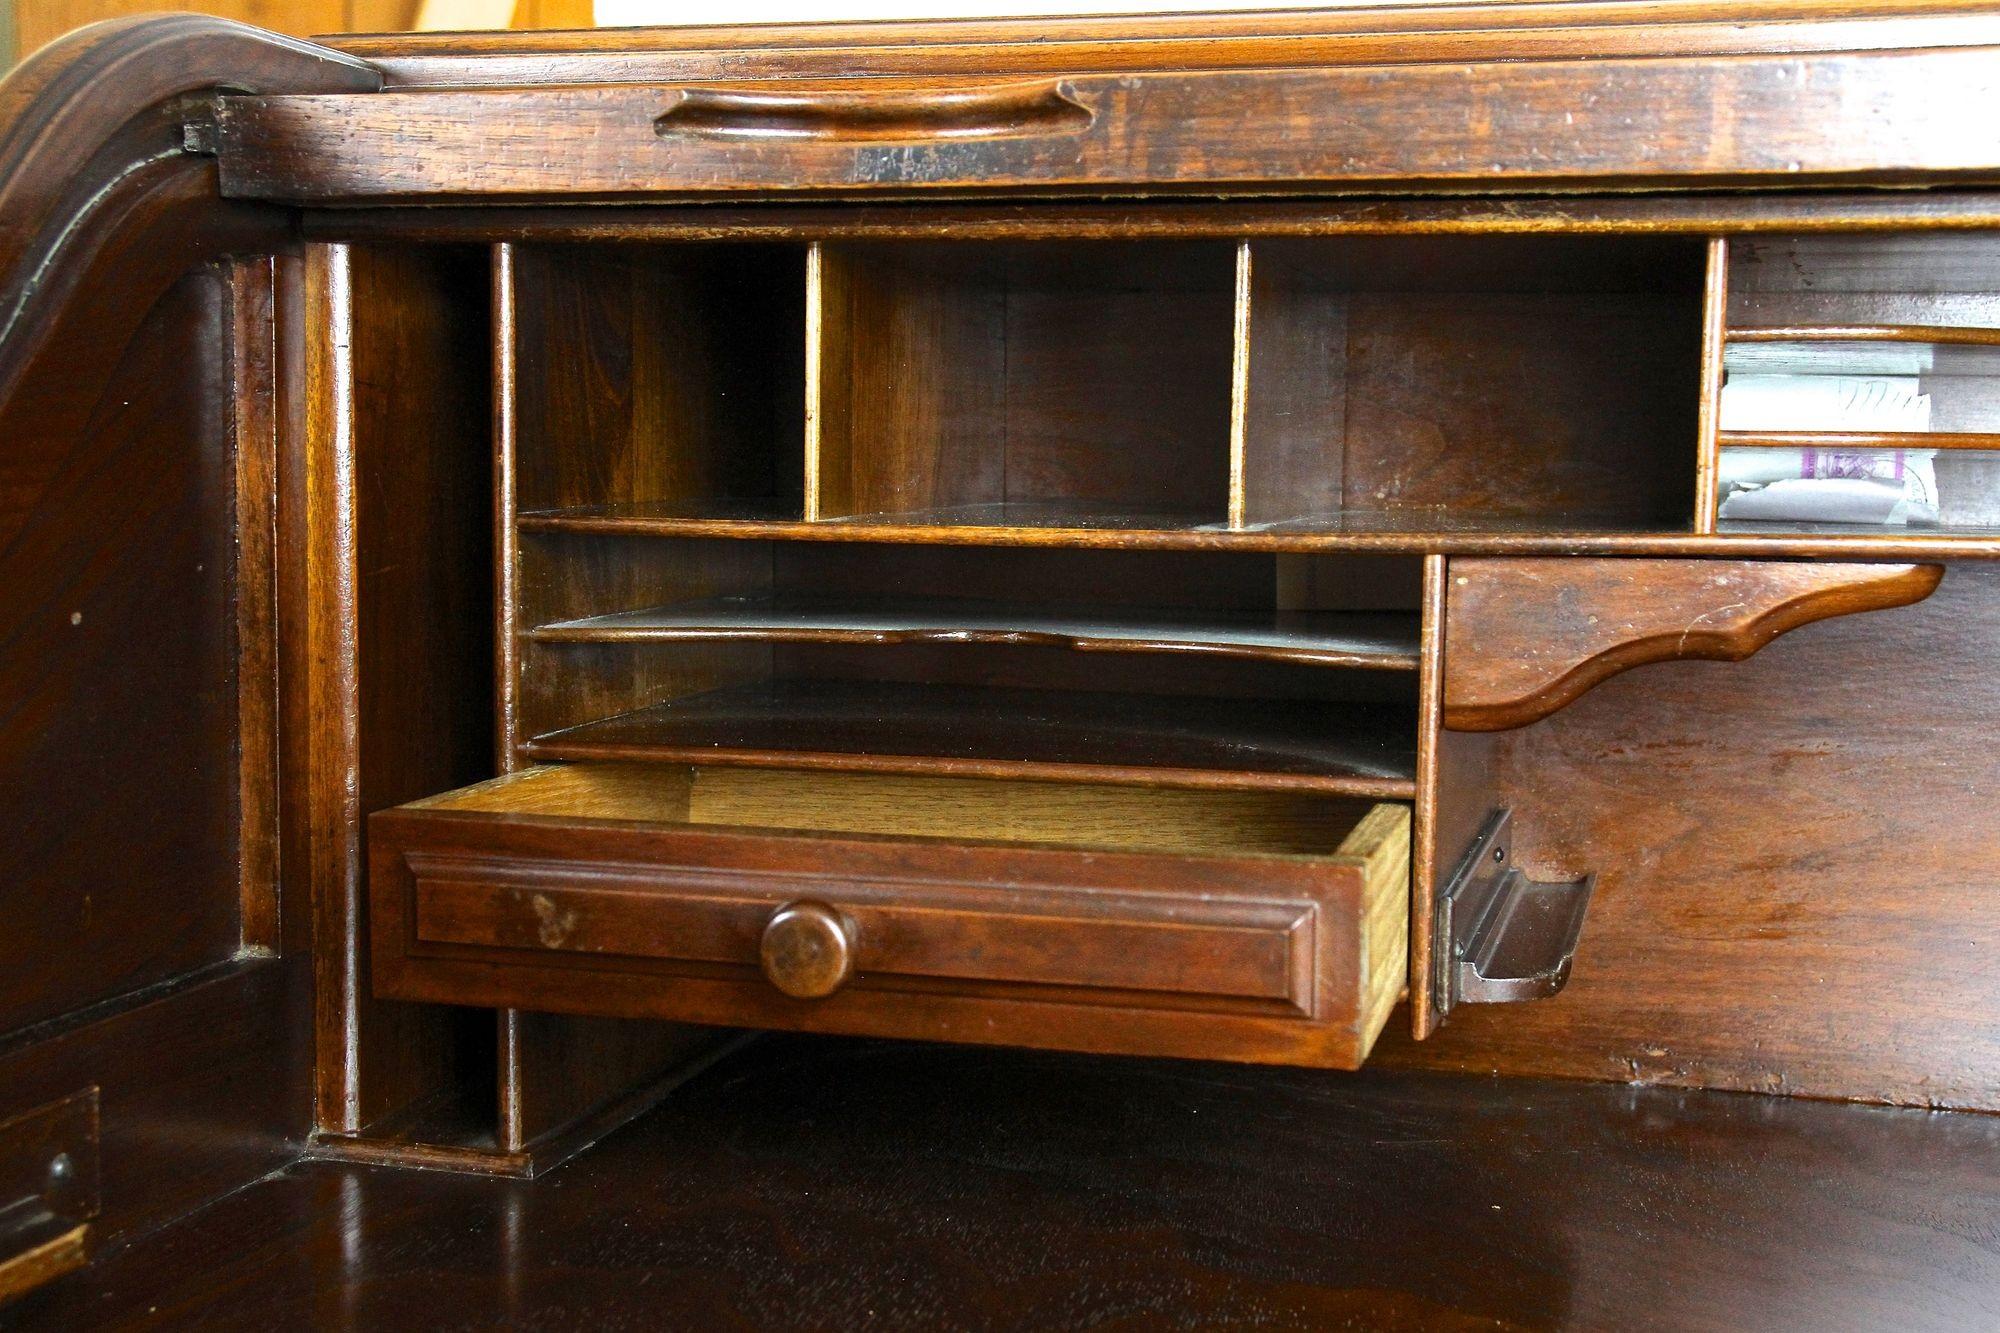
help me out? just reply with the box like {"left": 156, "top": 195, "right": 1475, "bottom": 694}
{"left": 1434, "top": 809, "right": 1593, "bottom": 1017}
{"left": 177, "top": 94, "right": 223, "bottom": 156}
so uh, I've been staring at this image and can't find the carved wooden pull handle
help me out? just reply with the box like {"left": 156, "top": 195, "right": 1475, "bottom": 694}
{"left": 760, "top": 901, "right": 855, "bottom": 999}
{"left": 655, "top": 81, "right": 1093, "bottom": 143}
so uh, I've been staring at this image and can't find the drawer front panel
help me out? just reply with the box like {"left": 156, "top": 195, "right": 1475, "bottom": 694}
{"left": 408, "top": 853, "right": 1316, "bottom": 1009}
{"left": 221, "top": 47, "right": 2000, "bottom": 202}
{"left": 370, "top": 805, "right": 1406, "bottom": 1068}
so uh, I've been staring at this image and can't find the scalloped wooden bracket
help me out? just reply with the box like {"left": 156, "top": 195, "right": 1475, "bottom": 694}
{"left": 1442, "top": 558, "right": 1943, "bottom": 732}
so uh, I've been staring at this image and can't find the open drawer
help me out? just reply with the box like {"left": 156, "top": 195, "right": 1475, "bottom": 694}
{"left": 370, "top": 764, "right": 1410, "bottom": 1068}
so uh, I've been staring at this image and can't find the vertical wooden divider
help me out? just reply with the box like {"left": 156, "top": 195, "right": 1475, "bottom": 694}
{"left": 804, "top": 241, "right": 830, "bottom": 522}
{"left": 232, "top": 255, "right": 282, "bottom": 957}
{"left": 1228, "top": 240, "right": 1253, "bottom": 529}
{"left": 492, "top": 242, "right": 521, "bottom": 771}
{"left": 303, "top": 241, "right": 498, "bottom": 1166}
{"left": 303, "top": 242, "right": 365, "bottom": 1135}
{"left": 491, "top": 239, "right": 534, "bottom": 1158}
{"left": 490, "top": 239, "right": 754, "bottom": 1168}
{"left": 1694, "top": 236, "right": 1730, "bottom": 534}
{"left": 1409, "top": 553, "right": 1447, "bottom": 1039}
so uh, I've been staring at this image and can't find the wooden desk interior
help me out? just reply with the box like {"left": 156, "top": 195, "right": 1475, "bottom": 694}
{"left": 5, "top": 4, "right": 2000, "bottom": 1323}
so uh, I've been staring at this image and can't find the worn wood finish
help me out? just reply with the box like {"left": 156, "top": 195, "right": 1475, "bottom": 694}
{"left": 1235, "top": 241, "right": 1345, "bottom": 528}
{"left": 220, "top": 45, "right": 2000, "bottom": 203}
{"left": 1382, "top": 560, "right": 2000, "bottom": 1108}
{"left": 1408, "top": 555, "right": 1448, "bottom": 1039}
{"left": 372, "top": 768, "right": 1410, "bottom": 1069}
{"left": 520, "top": 502, "right": 2000, "bottom": 558}
{"left": 510, "top": 243, "right": 806, "bottom": 517}
{"left": 294, "top": 189, "right": 2000, "bottom": 247}
{"left": 0, "top": 15, "right": 375, "bottom": 411}
{"left": 303, "top": 243, "right": 494, "bottom": 1139}
{"left": 810, "top": 242, "right": 1233, "bottom": 525}
{"left": 21, "top": 1035, "right": 2000, "bottom": 1330}
{"left": 1442, "top": 558, "right": 1943, "bottom": 731}
{"left": 231, "top": 256, "right": 283, "bottom": 955}
{"left": 1729, "top": 231, "right": 2000, "bottom": 329}
{"left": 1242, "top": 236, "right": 1705, "bottom": 530}
{"left": 0, "top": 268, "right": 244, "bottom": 1036}
{"left": 332, "top": 2, "right": 2000, "bottom": 87}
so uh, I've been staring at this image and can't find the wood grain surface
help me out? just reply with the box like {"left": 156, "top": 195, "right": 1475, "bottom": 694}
{"left": 18, "top": 1035, "right": 2000, "bottom": 1331}
{"left": 1442, "top": 557, "right": 1944, "bottom": 730}
{"left": 1383, "top": 560, "right": 2000, "bottom": 1108}
{"left": 217, "top": 46, "right": 2000, "bottom": 201}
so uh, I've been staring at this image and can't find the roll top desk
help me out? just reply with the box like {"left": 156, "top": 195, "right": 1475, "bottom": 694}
{"left": 5, "top": 4, "right": 2000, "bottom": 1317}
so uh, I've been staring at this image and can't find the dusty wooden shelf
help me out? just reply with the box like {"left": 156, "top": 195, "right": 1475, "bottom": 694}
{"left": 520, "top": 680, "right": 1419, "bottom": 797}
{"left": 528, "top": 596, "right": 1421, "bottom": 670}
{"left": 515, "top": 502, "right": 1701, "bottom": 548}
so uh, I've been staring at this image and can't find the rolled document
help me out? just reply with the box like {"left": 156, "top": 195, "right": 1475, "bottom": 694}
{"left": 1720, "top": 374, "right": 1932, "bottom": 433}
{"left": 1718, "top": 447, "right": 1940, "bottom": 525}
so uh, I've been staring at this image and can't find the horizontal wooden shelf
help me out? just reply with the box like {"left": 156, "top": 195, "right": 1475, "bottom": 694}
{"left": 529, "top": 597, "right": 1421, "bottom": 669}
{"left": 1720, "top": 430, "right": 2000, "bottom": 452}
{"left": 1727, "top": 324, "right": 2000, "bottom": 346}
{"left": 520, "top": 681, "right": 1419, "bottom": 797}
{"left": 516, "top": 503, "right": 1697, "bottom": 550}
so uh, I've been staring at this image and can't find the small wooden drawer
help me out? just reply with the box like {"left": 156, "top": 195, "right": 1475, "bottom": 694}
{"left": 370, "top": 764, "right": 1409, "bottom": 1068}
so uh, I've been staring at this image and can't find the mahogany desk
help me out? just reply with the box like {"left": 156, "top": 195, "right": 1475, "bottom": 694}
{"left": 3, "top": 5, "right": 2000, "bottom": 1324}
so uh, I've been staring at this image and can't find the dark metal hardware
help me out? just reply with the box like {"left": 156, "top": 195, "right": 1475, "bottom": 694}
{"left": 1435, "top": 809, "right": 1593, "bottom": 1019}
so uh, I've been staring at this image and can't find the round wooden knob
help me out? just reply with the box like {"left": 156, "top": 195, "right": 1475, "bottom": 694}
{"left": 759, "top": 901, "right": 854, "bottom": 999}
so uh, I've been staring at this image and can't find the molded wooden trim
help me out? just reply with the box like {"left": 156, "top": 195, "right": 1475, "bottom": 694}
{"left": 1441, "top": 558, "right": 1945, "bottom": 731}
{"left": 215, "top": 46, "right": 2000, "bottom": 203}
{"left": 330, "top": 3, "right": 2000, "bottom": 91}
{"left": 0, "top": 16, "right": 377, "bottom": 408}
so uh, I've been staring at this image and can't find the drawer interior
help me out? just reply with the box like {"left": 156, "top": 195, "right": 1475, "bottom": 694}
{"left": 410, "top": 761, "right": 1396, "bottom": 862}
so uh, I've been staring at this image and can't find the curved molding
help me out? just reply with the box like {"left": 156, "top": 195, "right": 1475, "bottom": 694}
{"left": 0, "top": 15, "right": 379, "bottom": 405}
{"left": 1442, "top": 558, "right": 1944, "bottom": 732}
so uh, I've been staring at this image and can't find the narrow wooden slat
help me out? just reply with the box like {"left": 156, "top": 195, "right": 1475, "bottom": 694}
{"left": 1228, "top": 240, "right": 1252, "bottom": 530}
{"left": 1727, "top": 323, "right": 2000, "bottom": 345}
{"left": 1695, "top": 237, "right": 1729, "bottom": 534}
{"left": 231, "top": 255, "right": 282, "bottom": 955}
{"left": 1409, "top": 554, "right": 1447, "bottom": 1040}
{"left": 1720, "top": 429, "right": 2000, "bottom": 451}
{"left": 492, "top": 241, "right": 521, "bottom": 772}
